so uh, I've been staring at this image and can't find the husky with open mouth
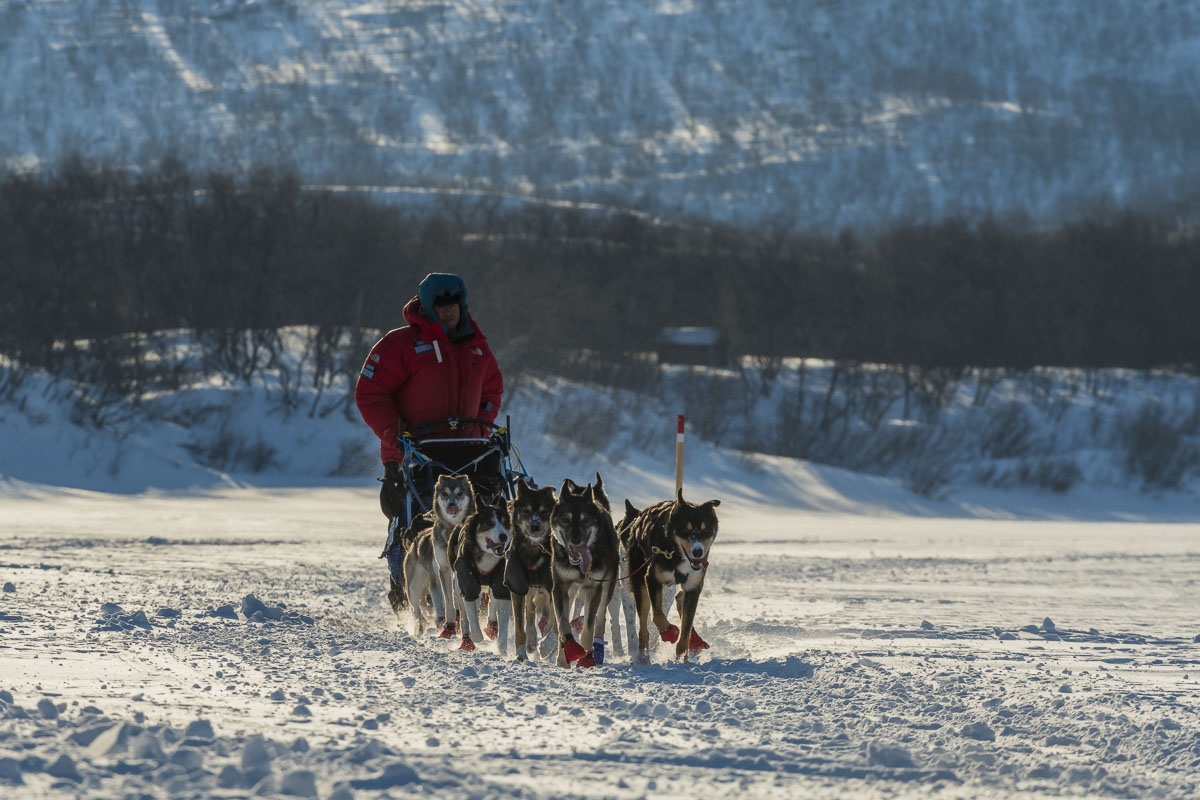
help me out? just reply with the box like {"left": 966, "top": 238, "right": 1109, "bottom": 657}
{"left": 403, "top": 474, "right": 474, "bottom": 637}
{"left": 449, "top": 501, "right": 513, "bottom": 653}
{"left": 549, "top": 474, "right": 619, "bottom": 668}
{"left": 618, "top": 489, "right": 721, "bottom": 663}
{"left": 503, "top": 480, "right": 557, "bottom": 661}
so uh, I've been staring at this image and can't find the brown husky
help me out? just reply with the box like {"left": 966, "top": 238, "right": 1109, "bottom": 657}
{"left": 617, "top": 489, "right": 720, "bottom": 662}
{"left": 549, "top": 475, "right": 619, "bottom": 667}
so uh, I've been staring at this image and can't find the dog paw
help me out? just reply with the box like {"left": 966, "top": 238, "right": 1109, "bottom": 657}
{"left": 483, "top": 622, "right": 499, "bottom": 640}
{"left": 575, "top": 652, "right": 597, "bottom": 668}
{"left": 562, "top": 638, "right": 587, "bottom": 666}
{"left": 438, "top": 622, "right": 457, "bottom": 639}
{"left": 459, "top": 635, "right": 476, "bottom": 652}
{"left": 659, "top": 624, "right": 680, "bottom": 644}
{"left": 688, "top": 630, "right": 710, "bottom": 651}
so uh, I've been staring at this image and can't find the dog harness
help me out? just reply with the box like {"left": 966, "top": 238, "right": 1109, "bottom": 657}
{"left": 630, "top": 503, "right": 706, "bottom": 583}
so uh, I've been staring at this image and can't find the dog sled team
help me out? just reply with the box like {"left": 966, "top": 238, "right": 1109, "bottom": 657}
{"left": 393, "top": 472, "right": 720, "bottom": 668}
{"left": 356, "top": 272, "right": 721, "bottom": 668}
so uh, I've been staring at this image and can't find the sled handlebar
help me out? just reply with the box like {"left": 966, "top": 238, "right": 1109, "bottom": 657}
{"left": 406, "top": 416, "right": 501, "bottom": 440}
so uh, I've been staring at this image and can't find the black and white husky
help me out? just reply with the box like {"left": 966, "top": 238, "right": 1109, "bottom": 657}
{"left": 449, "top": 501, "right": 513, "bottom": 653}
{"left": 617, "top": 489, "right": 720, "bottom": 663}
{"left": 549, "top": 474, "right": 619, "bottom": 668}
{"left": 503, "top": 480, "right": 557, "bottom": 661}
{"left": 402, "top": 474, "right": 474, "bottom": 637}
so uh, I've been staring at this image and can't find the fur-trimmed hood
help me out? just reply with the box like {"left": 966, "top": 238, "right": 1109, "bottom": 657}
{"left": 401, "top": 295, "right": 479, "bottom": 344}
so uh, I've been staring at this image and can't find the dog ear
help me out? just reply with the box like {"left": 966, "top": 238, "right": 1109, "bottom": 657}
{"left": 559, "top": 478, "right": 575, "bottom": 497}
{"left": 624, "top": 498, "right": 639, "bottom": 518}
{"left": 675, "top": 487, "right": 685, "bottom": 506}
{"left": 515, "top": 479, "right": 529, "bottom": 497}
{"left": 590, "top": 474, "right": 610, "bottom": 511}
{"left": 704, "top": 499, "right": 721, "bottom": 509}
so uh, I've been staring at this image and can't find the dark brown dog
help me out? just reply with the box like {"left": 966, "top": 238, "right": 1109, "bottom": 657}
{"left": 549, "top": 475, "right": 619, "bottom": 667}
{"left": 503, "top": 480, "right": 557, "bottom": 661}
{"left": 617, "top": 489, "right": 720, "bottom": 662}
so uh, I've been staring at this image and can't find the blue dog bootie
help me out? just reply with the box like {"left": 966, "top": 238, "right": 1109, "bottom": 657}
{"left": 592, "top": 637, "right": 607, "bottom": 666}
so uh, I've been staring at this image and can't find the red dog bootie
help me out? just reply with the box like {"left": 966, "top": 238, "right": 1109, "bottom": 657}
{"left": 659, "top": 624, "right": 680, "bottom": 644}
{"left": 459, "top": 635, "right": 476, "bottom": 652}
{"left": 562, "top": 637, "right": 588, "bottom": 666}
{"left": 688, "top": 630, "right": 710, "bottom": 651}
{"left": 537, "top": 615, "right": 550, "bottom": 635}
{"left": 439, "top": 621, "right": 457, "bottom": 639}
{"left": 484, "top": 622, "right": 499, "bottom": 640}
{"left": 570, "top": 616, "right": 584, "bottom": 635}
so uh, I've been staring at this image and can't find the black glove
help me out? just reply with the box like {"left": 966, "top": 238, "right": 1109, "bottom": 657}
{"left": 379, "top": 462, "right": 406, "bottom": 522}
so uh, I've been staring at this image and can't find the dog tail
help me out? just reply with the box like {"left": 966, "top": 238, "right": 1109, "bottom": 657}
{"left": 387, "top": 538, "right": 410, "bottom": 613}
{"left": 388, "top": 571, "right": 410, "bottom": 612}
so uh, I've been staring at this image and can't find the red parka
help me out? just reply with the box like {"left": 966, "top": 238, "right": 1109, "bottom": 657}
{"left": 355, "top": 296, "right": 503, "bottom": 464}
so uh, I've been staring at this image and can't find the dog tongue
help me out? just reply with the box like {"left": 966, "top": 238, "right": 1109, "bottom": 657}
{"left": 571, "top": 545, "right": 592, "bottom": 575}
{"left": 447, "top": 504, "right": 459, "bottom": 516}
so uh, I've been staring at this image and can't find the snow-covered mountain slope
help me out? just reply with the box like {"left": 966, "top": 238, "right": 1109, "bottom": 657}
{"left": 4, "top": 0, "right": 1199, "bottom": 228}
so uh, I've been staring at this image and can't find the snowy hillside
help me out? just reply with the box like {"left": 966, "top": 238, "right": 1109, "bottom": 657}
{"left": 4, "top": 0, "right": 1200, "bottom": 228}
{"left": 5, "top": 329, "right": 1200, "bottom": 515}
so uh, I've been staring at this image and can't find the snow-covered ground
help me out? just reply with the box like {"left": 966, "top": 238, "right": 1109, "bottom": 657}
{"left": 4, "top": 461, "right": 1200, "bottom": 797}
{"left": 3, "top": 350, "right": 1200, "bottom": 798}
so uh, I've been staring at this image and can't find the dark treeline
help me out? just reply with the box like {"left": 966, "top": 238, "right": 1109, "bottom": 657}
{"left": 3, "top": 158, "right": 1199, "bottom": 398}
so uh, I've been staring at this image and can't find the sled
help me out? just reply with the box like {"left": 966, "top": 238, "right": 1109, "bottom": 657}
{"left": 384, "top": 415, "right": 531, "bottom": 544}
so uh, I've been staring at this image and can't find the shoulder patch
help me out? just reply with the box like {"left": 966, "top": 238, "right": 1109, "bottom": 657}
{"left": 370, "top": 353, "right": 381, "bottom": 363}
{"left": 360, "top": 364, "right": 376, "bottom": 380}
{"left": 470, "top": 347, "right": 483, "bottom": 356}
{"left": 413, "top": 340, "right": 433, "bottom": 354}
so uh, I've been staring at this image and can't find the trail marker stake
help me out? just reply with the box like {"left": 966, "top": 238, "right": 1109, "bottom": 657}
{"left": 675, "top": 414, "right": 685, "bottom": 494}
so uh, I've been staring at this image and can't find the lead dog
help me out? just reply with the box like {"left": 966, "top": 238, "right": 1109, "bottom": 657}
{"left": 402, "top": 474, "right": 474, "bottom": 637}
{"left": 549, "top": 474, "right": 619, "bottom": 668}
{"left": 617, "top": 489, "right": 720, "bottom": 662}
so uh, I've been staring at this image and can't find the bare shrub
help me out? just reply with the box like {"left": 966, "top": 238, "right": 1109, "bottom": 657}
{"left": 184, "top": 418, "right": 237, "bottom": 469}
{"left": 904, "top": 439, "right": 955, "bottom": 499}
{"left": 1015, "top": 457, "right": 1082, "bottom": 493}
{"left": 331, "top": 437, "right": 377, "bottom": 477}
{"left": 543, "top": 391, "right": 624, "bottom": 458}
{"left": 237, "top": 438, "right": 281, "bottom": 473}
{"left": 184, "top": 417, "right": 281, "bottom": 474}
{"left": 1119, "top": 402, "right": 1198, "bottom": 491}
{"left": 979, "top": 402, "right": 1034, "bottom": 460}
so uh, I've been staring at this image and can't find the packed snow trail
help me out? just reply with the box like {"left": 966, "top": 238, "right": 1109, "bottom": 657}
{"left": 1, "top": 487, "right": 1199, "bottom": 798}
